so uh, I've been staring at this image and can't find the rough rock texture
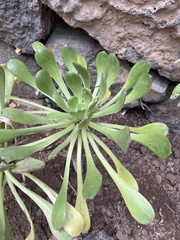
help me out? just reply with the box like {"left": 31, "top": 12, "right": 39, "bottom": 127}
{"left": 145, "top": 84, "right": 180, "bottom": 130}
{"left": 0, "top": 0, "right": 56, "bottom": 53}
{"left": 41, "top": 0, "right": 180, "bottom": 81}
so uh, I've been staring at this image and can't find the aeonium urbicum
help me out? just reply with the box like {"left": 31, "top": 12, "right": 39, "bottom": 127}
{"left": 0, "top": 41, "right": 171, "bottom": 237}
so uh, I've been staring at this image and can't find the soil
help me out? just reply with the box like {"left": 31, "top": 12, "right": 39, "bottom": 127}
{"left": 5, "top": 108, "right": 180, "bottom": 240}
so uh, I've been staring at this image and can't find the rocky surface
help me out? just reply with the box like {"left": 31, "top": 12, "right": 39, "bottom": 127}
{"left": 0, "top": 0, "right": 56, "bottom": 53}
{"left": 41, "top": 0, "right": 180, "bottom": 81}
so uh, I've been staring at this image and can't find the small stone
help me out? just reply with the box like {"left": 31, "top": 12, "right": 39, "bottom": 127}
{"left": 116, "top": 231, "right": 128, "bottom": 240}
{"left": 152, "top": 159, "right": 160, "bottom": 168}
{"left": 173, "top": 148, "right": 180, "bottom": 159}
{"left": 156, "top": 175, "right": 162, "bottom": 184}
{"left": 166, "top": 174, "right": 177, "bottom": 185}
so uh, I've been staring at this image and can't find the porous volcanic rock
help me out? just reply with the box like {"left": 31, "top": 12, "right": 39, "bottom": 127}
{"left": 0, "top": 0, "right": 56, "bottom": 53}
{"left": 41, "top": 0, "right": 180, "bottom": 81}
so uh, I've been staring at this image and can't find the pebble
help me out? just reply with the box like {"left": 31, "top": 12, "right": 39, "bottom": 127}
{"left": 166, "top": 173, "right": 177, "bottom": 185}
{"left": 173, "top": 148, "right": 180, "bottom": 159}
{"left": 152, "top": 159, "right": 160, "bottom": 168}
{"left": 116, "top": 231, "right": 128, "bottom": 240}
{"left": 156, "top": 174, "right": 162, "bottom": 184}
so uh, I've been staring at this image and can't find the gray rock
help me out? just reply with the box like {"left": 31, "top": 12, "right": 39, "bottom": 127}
{"left": 145, "top": 84, "right": 180, "bottom": 131}
{"left": 0, "top": 0, "right": 56, "bottom": 53}
{"left": 83, "top": 230, "right": 113, "bottom": 240}
{"left": 142, "top": 71, "right": 169, "bottom": 103}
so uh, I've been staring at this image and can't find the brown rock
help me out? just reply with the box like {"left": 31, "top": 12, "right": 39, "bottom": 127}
{"left": 41, "top": 0, "right": 180, "bottom": 81}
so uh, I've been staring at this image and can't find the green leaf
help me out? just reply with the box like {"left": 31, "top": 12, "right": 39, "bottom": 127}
{"left": 73, "top": 62, "right": 90, "bottom": 88}
{"left": 63, "top": 203, "right": 85, "bottom": 237}
{"left": 124, "top": 61, "right": 150, "bottom": 91}
{"left": 0, "top": 122, "right": 63, "bottom": 144}
{"left": 88, "top": 133, "right": 155, "bottom": 225}
{"left": 3, "top": 107, "right": 49, "bottom": 124}
{"left": 82, "top": 88, "right": 92, "bottom": 105}
{"left": 5, "top": 171, "right": 72, "bottom": 240}
{"left": 130, "top": 123, "right": 169, "bottom": 136}
{"left": 53, "top": 91, "right": 69, "bottom": 112}
{"left": 89, "top": 122, "right": 130, "bottom": 153}
{"left": 75, "top": 134, "right": 90, "bottom": 233}
{"left": 36, "top": 69, "right": 57, "bottom": 99}
{"left": 96, "top": 51, "right": 109, "bottom": 77}
{"left": 11, "top": 158, "right": 45, "bottom": 173}
{"left": 7, "top": 59, "right": 37, "bottom": 88}
{"left": 64, "top": 72, "right": 82, "bottom": 101}
{"left": 60, "top": 46, "right": 77, "bottom": 72}
{"left": 91, "top": 132, "right": 139, "bottom": 191}
{"left": 106, "top": 53, "right": 120, "bottom": 88}
{"left": 130, "top": 133, "right": 171, "bottom": 159}
{"left": 70, "top": 109, "right": 86, "bottom": 121}
{"left": 0, "top": 66, "right": 5, "bottom": 112}
{"left": 35, "top": 48, "right": 70, "bottom": 99}
{"left": 170, "top": 83, "right": 180, "bottom": 100}
{"left": 52, "top": 137, "right": 77, "bottom": 230}
{"left": 93, "top": 51, "right": 109, "bottom": 97}
{"left": 32, "top": 41, "right": 46, "bottom": 51}
{"left": 93, "top": 88, "right": 125, "bottom": 118}
{"left": 77, "top": 55, "right": 87, "bottom": 69}
{"left": 125, "top": 73, "right": 151, "bottom": 104}
{"left": 68, "top": 96, "right": 79, "bottom": 109}
{"left": 47, "top": 111, "right": 74, "bottom": 121}
{"left": 81, "top": 129, "right": 102, "bottom": 198}
{"left": 0, "top": 163, "right": 15, "bottom": 172}
{"left": 0, "top": 125, "right": 74, "bottom": 162}
{"left": 7, "top": 178, "right": 35, "bottom": 240}
{"left": 79, "top": 111, "right": 94, "bottom": 129}
{"left": 97, "top": 74, "right": 107, "bottom": 103}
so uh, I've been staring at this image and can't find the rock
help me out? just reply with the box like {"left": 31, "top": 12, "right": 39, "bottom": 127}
{"left": 0, "top": 0, "right": 56, "bottom": 53}
{"left": 145, "top": 84, "right": 180, "bottom": 130}
{"left": 83, "top": 230, "right": 113, "bottom": 240}
{"left": 166, "top": 173, "right": 177, "bottom": 186}
{"left": 142, "top": 71, "right": 169, "bottom": 103}
{"left": 173, "top": 148, "right": 180, "bottom": 159}
{"left": 41, "top": 0, "right": 180, "bottom": 81}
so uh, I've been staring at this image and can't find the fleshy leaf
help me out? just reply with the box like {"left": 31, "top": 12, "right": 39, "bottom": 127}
{"left": 89, "top": 122, "right": 130, "bottom": 153}
{"left": 32, "top": 41, "right": 46, "bottom": 51}
{"left": 35, "top": 48, "right": 70, "bottom": 99}
{"left": 7, "top": 59, "right": 37, "bottom": 88}
{"left": 82, "top": 88, "right": 92, "bottom": 105}
{"left": 93, "top": 88, "right": 125, "bottom": 118}
{"left": 63, "top": 204, "right": 85, "bottom": 237}
{"left": 68, "top": 96, "right": 79, "bottom": 109}
{"left": 0, "top": 163, "right": 15, "bottom": 172}
{"left": 124, "top": 61, "right": 150, "bottom": 91}
{"left": 11, "top": 157, "right": 45, "bottom": 173}
{"left": 60, "top": 46, "right": 77, "bottom": 72}
{"left": 125, "top": 73, "right": 151, "bottom": 104}
{"left": 106, "top": 53, "right": 120, "bottom": 88}
{"left": 97, "top": 74, "right": 107, "bottom": 103}
{"left": 53, "top": 91, "right": 69, "bottom": 112}
{"left": 77, "top": 55, "right": 87, "bottom": 69}
{"left": 82, "top": 129, "right": 102, "bottom": 198}
{"left": 64, "top": 72, "right": 82, "bottom": 101}
{"left": 73, "top": 62, "right": 90, "bottom": 88}
{"left": 91, "top": 132, "right": 139, "bottom": 191}
{"left": 36, "top": 69, "right": 57, "bottom": 99}
{"left": 130, "top": 133, "right": 171, "bottom": 159}
{"left": 170, "top": 83, "right": 180, "bottom": 100}
{"left": 88, "top": 133, "right": 155, "bottom": 225}
{"left": 130, "top": 123, "right": 169, "bottom": 136}
{"left": 0, "top": 66, "right": 5, "bottom": 112}
{"left": 3, "top": 107, "right": 49, "bottom": 124}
